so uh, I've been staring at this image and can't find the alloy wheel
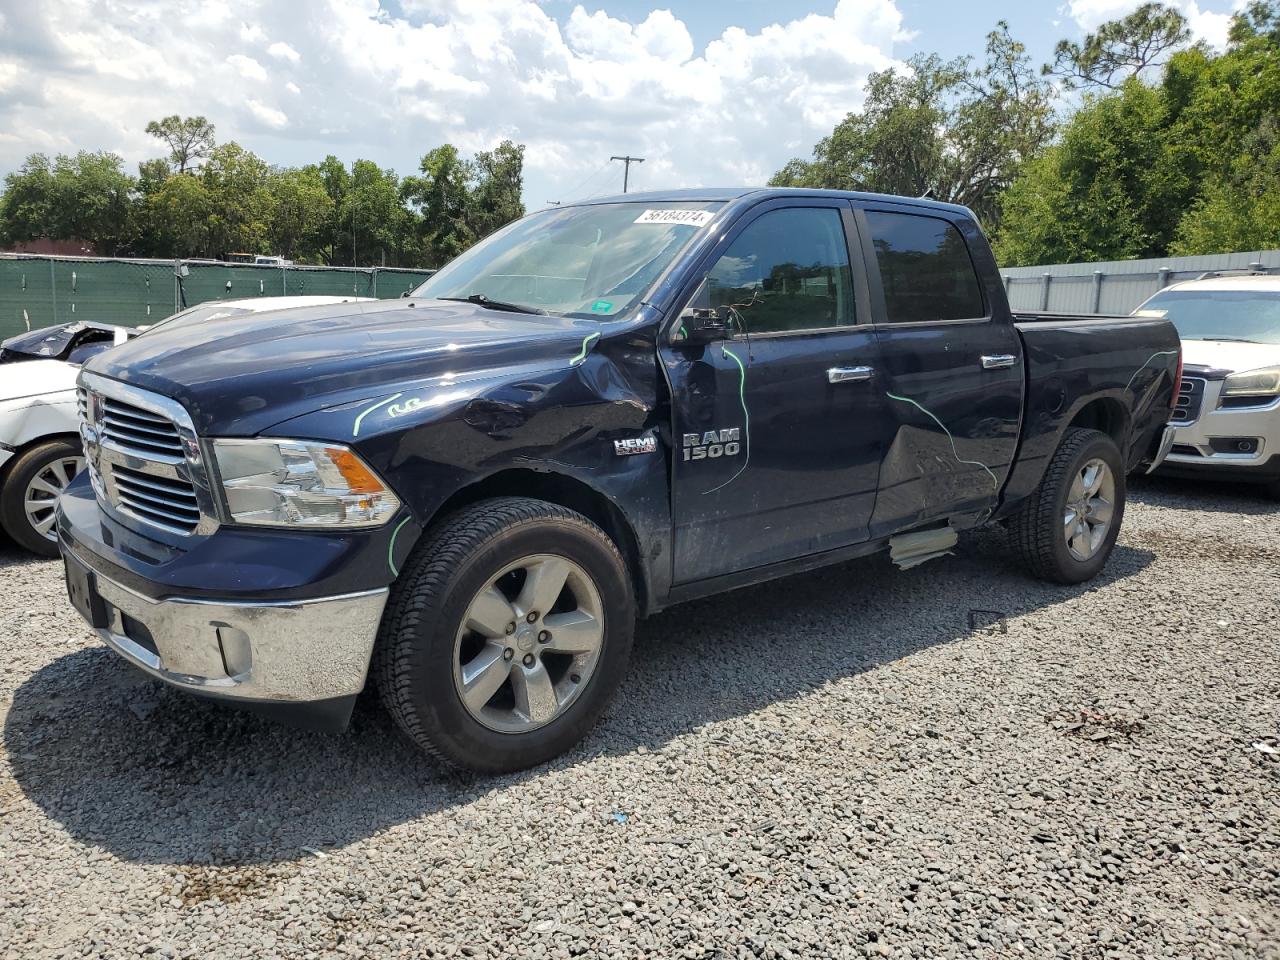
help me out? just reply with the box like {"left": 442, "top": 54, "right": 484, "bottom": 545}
{"left": 452, "top": 553, "right": 605, "bottom": 733}
{"left": 24, "top": 455, "right": 84, "bottom": 543}
{"left": 1063, "top": 457, "right": 1115, "bottom": 562}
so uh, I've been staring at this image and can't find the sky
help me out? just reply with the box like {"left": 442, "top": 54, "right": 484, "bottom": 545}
{"left": 0, "top": 0, "right": 1247, "bottom": 214}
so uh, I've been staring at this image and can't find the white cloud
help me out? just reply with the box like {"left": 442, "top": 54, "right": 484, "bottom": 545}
{"left": 226, "top": 53, "right": 268, "bottom": 82}
{"left": 268, "top": 41, "right": 301, "bottom": 63}
{"left": 247, "top": 99, "right": 288, "bottom": 129}
{"left": 1063, "top": 0, "right": 1241, "bottom": 48}
{"left": 0, "top": 0, "right": 910, "bottom": 207}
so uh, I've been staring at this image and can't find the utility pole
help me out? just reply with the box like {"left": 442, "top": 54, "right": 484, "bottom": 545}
{"left": 610, "top": 155, "right": 645, "bottom": 193}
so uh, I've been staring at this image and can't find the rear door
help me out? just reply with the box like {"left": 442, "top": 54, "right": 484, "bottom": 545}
{"left": 659, "top": 199, "right": 891, "bottom": 584}
{"left": 853, "top": 203, "right": 1023, "bottom": 534}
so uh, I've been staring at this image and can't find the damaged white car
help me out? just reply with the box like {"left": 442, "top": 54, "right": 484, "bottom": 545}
{"left": 0, "top": 296, "right": 372, "bottom": 555}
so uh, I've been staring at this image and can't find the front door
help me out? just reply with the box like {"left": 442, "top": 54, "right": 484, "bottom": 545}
{"left": 852, "top": 204, "right": 1024, "bottom": 534}
{"left": 659, "top": 200, "right": 891, "bottom": 584}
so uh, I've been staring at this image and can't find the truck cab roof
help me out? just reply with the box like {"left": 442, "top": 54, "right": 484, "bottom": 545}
{"left": 567, "top": 187, "right": 977, "bottom": 220}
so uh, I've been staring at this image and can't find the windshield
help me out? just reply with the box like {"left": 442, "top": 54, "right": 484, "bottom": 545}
{"left": 410, "top": 201, "right": 724, "bottom": 318}
{"left": 1137, "top": 289, "right": 1280, "bottom": 345}
{"left": 147, "top": 303, "right": 254, "bottom": 334}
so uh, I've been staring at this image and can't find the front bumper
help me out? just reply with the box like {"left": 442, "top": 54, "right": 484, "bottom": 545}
{"left": 1157, "top": 377, "right": 1280, "bottom": 484}
{"left": 64, "top": 546, "right": 386, "bottom": 709}
{"left": 57, "top": 470, "right": 402, "bottom": 729}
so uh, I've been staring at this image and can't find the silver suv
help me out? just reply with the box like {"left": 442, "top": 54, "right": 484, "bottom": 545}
{"left": 1135, "top": 276, "right": 1280, "bottom": 498}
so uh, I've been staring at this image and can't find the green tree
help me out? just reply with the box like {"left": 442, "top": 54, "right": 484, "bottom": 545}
{"left": 0, "top": 151, "right": 138, "bottom": 255}
{"left": 1045, "top": 3, "right": 1190, "bottom": 90}
{"left": 402, "top": 144, "right": 475, "bottom": 265}
{"left": 267, "top": 166, "right": 334, "bottom": 262}
{"left": 468, "top": 140, "right": 526, "bottom": 238}
{"left": 994, "top": 80, "right": 1178, "bottom": 264}
{"left": 146, "top": 172, "right": 213, "bottom": 256}
{"left": 145, "top": 115, "right": 217, "bottom": 174}
{"left": 199, "top": 142, "right": 276, "bottom": 256}
{"left": 770, "top": 23, "right": 1054, "bottom": 230}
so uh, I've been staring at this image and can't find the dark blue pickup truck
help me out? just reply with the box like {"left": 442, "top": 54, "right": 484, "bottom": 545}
{"left": 58, "top": 189, "right": 1180, "bottom": 771}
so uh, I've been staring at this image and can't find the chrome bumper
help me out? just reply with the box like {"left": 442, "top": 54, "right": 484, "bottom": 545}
{"left": 66, "top": 549, "right": 388, "bottom": 703}
{"left": 1146, "top": 424, "right": 1177, "bottom": 474}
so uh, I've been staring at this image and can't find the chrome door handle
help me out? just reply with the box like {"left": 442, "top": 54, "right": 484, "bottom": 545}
{"left": 981, "top": 354, "right": 1018, "bottom": 370}
{"left": 828, "top": 366, "right": 874, "bottom": 384}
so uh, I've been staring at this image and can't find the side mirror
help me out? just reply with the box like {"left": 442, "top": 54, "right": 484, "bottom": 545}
{"left": 674, "top": 278, "right": 730, "bottom": 346}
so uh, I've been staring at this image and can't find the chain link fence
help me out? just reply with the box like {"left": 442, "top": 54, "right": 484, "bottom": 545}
{"left": 0, "top": 256, "right": 436, "bottom": 340}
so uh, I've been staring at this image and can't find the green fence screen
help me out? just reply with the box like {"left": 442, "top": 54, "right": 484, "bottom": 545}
{"left": 0, "top": 257, "right": 435, "bottom": 340}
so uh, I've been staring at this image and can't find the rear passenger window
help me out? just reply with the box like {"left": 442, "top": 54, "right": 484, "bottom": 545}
{"left": 865, "top": 211, "right": 985, "bottom": 323}
{"left": 707, "top": 207, "right": 854, "bottom": 333}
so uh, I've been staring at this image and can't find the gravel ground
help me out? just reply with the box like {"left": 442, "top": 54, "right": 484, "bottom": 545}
{"left": 0, "top": 476, "right": 1277, "bottom": 960}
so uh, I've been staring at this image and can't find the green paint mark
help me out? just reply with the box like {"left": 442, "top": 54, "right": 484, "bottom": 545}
{"left": 570, "top": 332, "right": 601, "bottom": 366}
{"left": 354, "top": 392, "right": 403, "bottom": 437}
{"left": 590, "top": 300, "right": 614, "bottom": 314}
{"left": 678, "top": 324, "right": 688, "bottom": 340}
{"left": 1123, "top": 350, "right": 1180, "bottom": 394}
{"left": 702, "top": 345, "right": 750, "bottom": 495}
{"left": 387, "top": 515, "right": 412, "bottom": 577}
{"left": 886, "top": 392, "right": 1000, "bottom": 490}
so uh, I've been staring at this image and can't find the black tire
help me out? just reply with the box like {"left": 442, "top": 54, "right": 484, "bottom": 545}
{"left": 0, "top": 438, "right": 83, "bottom": 558}
{"left": 372, "top": 497, "right": 635, "bottom": 773}
{"left": 1009, "top": 428, "right": 1126, "bottom": 585}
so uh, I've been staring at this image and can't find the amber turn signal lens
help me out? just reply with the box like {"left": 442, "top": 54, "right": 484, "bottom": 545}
{"left": 324, "top": 447, "right": 386, "bottom": 495}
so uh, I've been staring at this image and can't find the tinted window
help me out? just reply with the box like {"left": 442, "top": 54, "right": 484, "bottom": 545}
{"left": 866, "top": 211, "right": 984, "bottom": 323}
{"left": 707, "top": 207, "right": 854, "bottom": 333}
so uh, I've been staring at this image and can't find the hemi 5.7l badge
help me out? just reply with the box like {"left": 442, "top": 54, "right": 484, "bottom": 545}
{"left": 614, "top": 436, "right": 658, "bottom": 456}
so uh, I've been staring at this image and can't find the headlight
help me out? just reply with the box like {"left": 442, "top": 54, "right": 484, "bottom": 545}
{"left": 1221, "top": 366, "right": 1280, "bottom": 397}
{"left": 212, "top": 438, "right": 399, "bottom": 528}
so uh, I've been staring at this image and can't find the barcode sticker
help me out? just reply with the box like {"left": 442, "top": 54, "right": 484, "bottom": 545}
{"left": 633, "top": 209, "right": 716, "bottom": 227}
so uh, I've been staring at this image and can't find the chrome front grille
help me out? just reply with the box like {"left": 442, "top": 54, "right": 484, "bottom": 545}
{"left": 99, "top": 398, "right": 185, "bottom": 460}
{"left": 111, "top": 464, "right": 203, "bottom": 530}
{"left": 77, "top": 374, "right": 217, "bottom": 538}
{"left": 1171, "top": 377, "right": 1206, "bottom": 424}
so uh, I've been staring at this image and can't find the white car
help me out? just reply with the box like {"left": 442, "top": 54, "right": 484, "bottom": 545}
{"left": 0, "top": 296, "right": 374, "bottom": 556}
{"left": 1134, "top": 275, "right": 1280, "bottom": 498}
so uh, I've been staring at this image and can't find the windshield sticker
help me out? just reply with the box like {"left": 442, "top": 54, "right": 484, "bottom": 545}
{"left": 590, "top": 300, "right": 614, "bottom": 314}
{"left": 634, "top": 209, "right": 715, "bottom": 227}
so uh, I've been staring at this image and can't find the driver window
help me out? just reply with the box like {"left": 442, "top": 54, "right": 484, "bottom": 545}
{"left": 707, "top": 207, "right": 855, "bottom": 334}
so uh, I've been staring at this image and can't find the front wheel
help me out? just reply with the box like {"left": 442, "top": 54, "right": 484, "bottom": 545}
{"left": 1010, "top": 428, "right": 1126, "bottom": 584}
{"left": 372, "top": 497, "right": 635, "bottom": 773}
{"left": 0, "top": 438, "right": 85, "bottom": 557}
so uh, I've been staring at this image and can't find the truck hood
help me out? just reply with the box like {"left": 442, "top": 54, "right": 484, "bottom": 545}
{"left": 1181, "top": 338, "right": 1280, "bottom": 375}
{"left": 0, "top": 359, "right": 79, "bottom": 402}
{"left": 83, "top": 298, "right": 608, "bottom": 437}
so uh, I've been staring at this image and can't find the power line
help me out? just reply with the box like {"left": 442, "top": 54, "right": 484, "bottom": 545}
{"left": 557, "top": 158, "right": 617, "bottom": 204}
{"left": 610, "top": 155, "right": 645, "bottom": 193}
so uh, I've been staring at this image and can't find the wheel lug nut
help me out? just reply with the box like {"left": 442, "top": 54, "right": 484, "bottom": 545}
{"left": 505, "top": 622, "right": 515, "bottom": 635}
{"left": 522, "top": 654, "right": 535, "bottom": 667}
{"left": 526, "top": 612, "right": 538, "bottom": 623}
{"left": 503, "top": 648, "right": 514, "bottom": 661}
{"left": 570, "top": 673, "right": 581, "bottom": 684}
{"left": 538, "top": 630, "right": 550, "bottom": 643}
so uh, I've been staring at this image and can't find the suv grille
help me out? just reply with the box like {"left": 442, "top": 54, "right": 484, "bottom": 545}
{"left": 1171, "top": 377, "right": 1206, "bottom": 424}
{"left": 77, "top": 379, "right": 211, "bottom": 537}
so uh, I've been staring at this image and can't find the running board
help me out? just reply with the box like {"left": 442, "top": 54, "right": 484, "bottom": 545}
{"left": 889, "top": 527, "right": 959, "bottom": 570}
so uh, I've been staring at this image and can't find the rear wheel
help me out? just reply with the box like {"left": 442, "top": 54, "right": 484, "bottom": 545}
{"left": 0, "top": 438, "right": 84, "bottom": 557}
{"left": 1010, "top": 428, "right": 1125, "bottom": 584}
{"left": 373, "top": 497, "right": 634, "bottom": 772}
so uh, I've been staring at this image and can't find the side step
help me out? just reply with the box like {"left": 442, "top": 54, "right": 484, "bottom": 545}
{"left": 889, "top": 526, "right": 959, "bottom": 570}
